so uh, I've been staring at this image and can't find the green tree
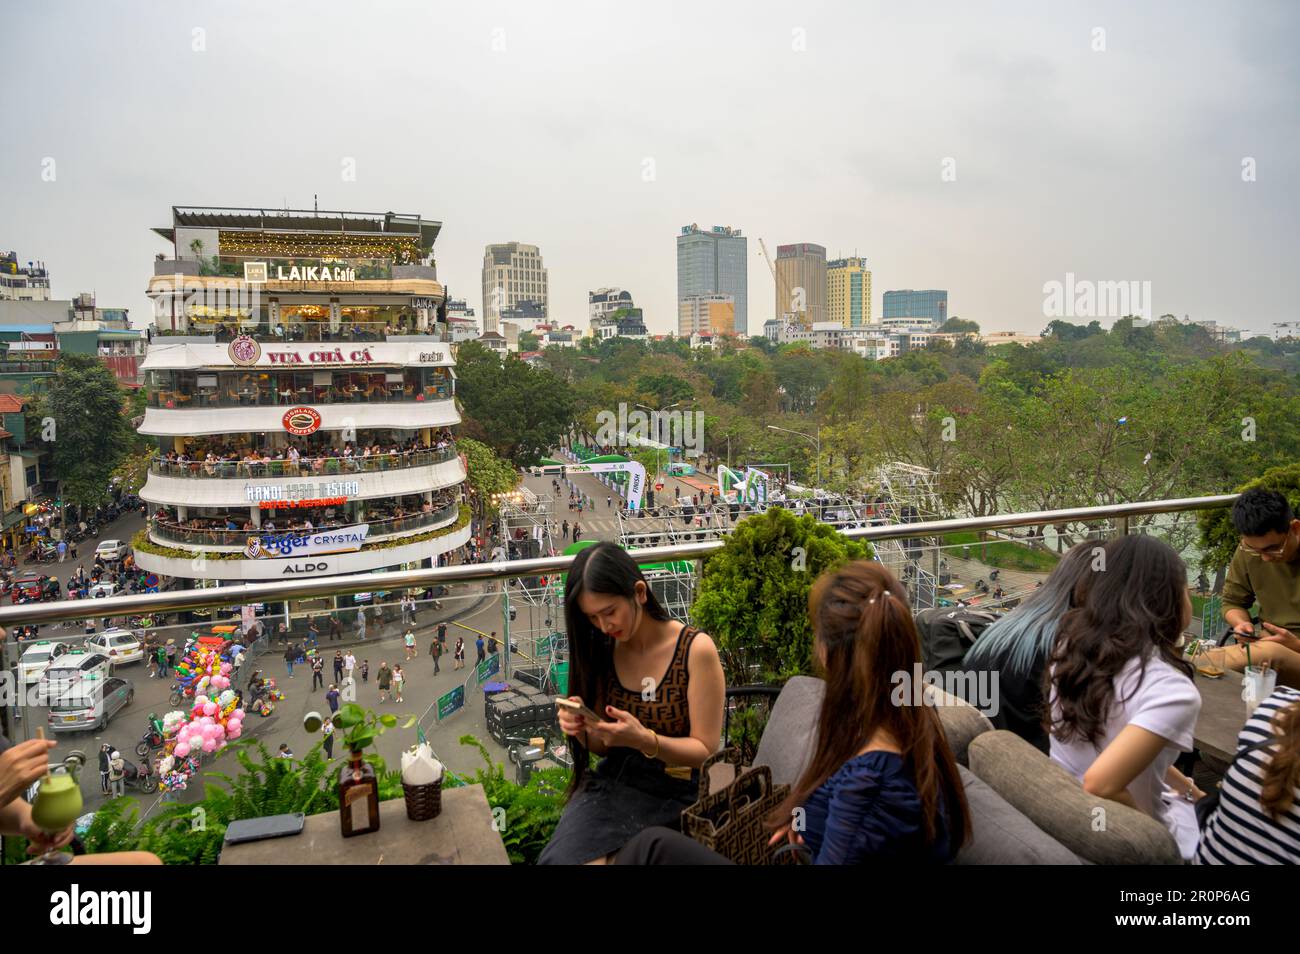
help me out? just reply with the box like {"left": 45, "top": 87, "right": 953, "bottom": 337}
{"left": 938, "top": 317, "right": 980, "bottom": 334}
{"left": 35, "top": 355, "right": 131, "bottom": 517}
{"left": 691, "top": 507, "right": 872, "bottom": 683}
{"left": 111, "top": 452, "right": 153, "bottom": 496}
{"left": 458, "top": 437, "right": 520, "bottom": 522}
{"left": 1197, "top": 462, "right": 1300, "bottom": 577}
{"left": 454, "top": 342, "right": 575, "bottom": 466}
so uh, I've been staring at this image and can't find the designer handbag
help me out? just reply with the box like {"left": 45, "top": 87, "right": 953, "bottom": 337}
{"left": 681, "top": 748, "right": 791, "bottom": 865}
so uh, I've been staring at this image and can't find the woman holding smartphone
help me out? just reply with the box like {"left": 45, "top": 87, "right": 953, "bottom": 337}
{"left": 1047, "top": 535, "right": 1204, "bottom": 860}
{"left": 616, "top": 560, "right": 970, "bottom": 865}
{"left": 539, "top": 542, "right": 725, "bottom": 865}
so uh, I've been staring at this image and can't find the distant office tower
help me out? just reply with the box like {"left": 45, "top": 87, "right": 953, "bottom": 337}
{"left": 883, "top": 289, "right": 947, "bottom": 328}
{"left": 678, "top": 295, "right": 736, "bottom": 337}
{"left": 482, "top": 243, "right": 548, "bottom": 333}
{"left": 775, "top": 243, "right": 827, "bottom": 327}
{"left": 677, "top": 225, "right": 746, "bottom": 335}
{"left": 827, "top": 258, "right": 872, "bottom": 328}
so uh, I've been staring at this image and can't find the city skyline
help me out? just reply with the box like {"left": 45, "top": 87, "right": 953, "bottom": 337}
{"left": 2, "top": 1, "right": 1297, "bottom": 339}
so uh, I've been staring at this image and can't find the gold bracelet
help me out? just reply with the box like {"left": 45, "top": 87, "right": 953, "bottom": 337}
{"left": 643, "top": 728, "right": 659, "bottom": 760}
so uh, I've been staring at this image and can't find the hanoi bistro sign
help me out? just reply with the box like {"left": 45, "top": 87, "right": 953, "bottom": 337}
{"left": 245, "top": 524, "right": 370, "bottom": 559}
{"left": 245, "top": 481, "right": 359, "bottom": 503}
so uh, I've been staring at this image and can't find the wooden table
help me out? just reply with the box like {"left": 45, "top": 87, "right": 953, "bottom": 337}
{"left": 219, "top": 784, "right": 510, "bottom": 866}
{"left": 1193, "top": 669, "right": 1249, "bottom": 770}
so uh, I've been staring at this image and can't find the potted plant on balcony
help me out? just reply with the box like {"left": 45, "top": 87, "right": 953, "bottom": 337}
{"left": 329, "top": 703, "right": 414, "bottom": 838}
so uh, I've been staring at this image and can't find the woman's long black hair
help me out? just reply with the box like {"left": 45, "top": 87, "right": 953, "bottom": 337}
{"left": 1046, "top": 534, "right": 1193, "bottom": 747}
{"left": 562, "top": 542, "right": 671, "bottom": 795}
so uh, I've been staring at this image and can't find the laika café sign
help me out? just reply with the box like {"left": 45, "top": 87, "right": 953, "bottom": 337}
{"left": 275, "top": 264, "right": 357, "bottom": 282}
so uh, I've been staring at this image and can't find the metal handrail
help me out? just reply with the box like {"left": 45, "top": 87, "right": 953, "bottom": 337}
{"left": 0, "top": 494, "right": 1237, "bottom": 628}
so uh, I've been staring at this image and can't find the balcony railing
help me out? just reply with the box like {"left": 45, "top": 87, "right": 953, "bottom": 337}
{"left": 155, "top": 321, "right": 428, "bottom": 343}
{"left": 148, "top": 383, "right": 453, "bottom": 409}
{"left": 148, "top": 445, "right": 459, "bottom": 479}
{"left": 0, "top": 494, "right": 1238, "bottom": 629}
{"left": 149, "top": 499, "right": 462, "bottom": 549}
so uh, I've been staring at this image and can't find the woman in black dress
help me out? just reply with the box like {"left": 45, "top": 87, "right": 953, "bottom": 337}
{"left": 539, "top": 542, "right": 725, "bottom": 864}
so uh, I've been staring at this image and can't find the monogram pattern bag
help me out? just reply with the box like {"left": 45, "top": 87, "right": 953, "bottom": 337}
{"left": 681, "top": 748, "right": 792, "bottom": 865}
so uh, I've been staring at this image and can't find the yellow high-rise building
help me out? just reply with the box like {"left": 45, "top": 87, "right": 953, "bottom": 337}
{"left": 827, "top": 257, "right": 872, "bottom": 328}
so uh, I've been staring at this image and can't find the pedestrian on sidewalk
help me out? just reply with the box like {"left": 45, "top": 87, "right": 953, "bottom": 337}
{"left": 146, "top": 644, "right": 159, "bottom": 679}
{"left": 393, "top": 665, "right": 405, "bottom": 703}
{"left": 437, "top": 621, "right": 447, "bottom": 646}
{"left": 284, "top": 642, "right": 297, "bottom": 677}
{"left": 487, "top": 631, "right": 499, "bottom": 657}
{"left": 356, "top": 607, "right": 367, "bottom": 641}
{"left": 606, "top": 495, "right": 612, "bottom": 509}
{"left": 475, "top": 634, "right": 486, "bottom": 664}
{"left": 155, "top": 644, "right": 168, "bottom": 679}
{"left": 453, "top": 637, "right": 465, "bottom": 670}
{"left": 98, "top": 744, "right": 112, "bottom": 795}
{"left": 165, "top": 640, "right": 177, "bottom": 675}
{"left": 430, "top": 638, "right": 442, "bottom": 674}
{"left": 310, "top": 652, "right": 324, "bottom": 690}
{"left": 307, "top": 617, "right": 320, "bottom": 647}
{"left": 325, "top": 684, "right": 340, "bottom": 713}
{"left": 360, "top": 659, "right": 369, "bottom": 683}
{"left": 404, "top": 629, "right": 417, "bottom": 660}
{"left": 330, "top": 614, "right": 342, "bottom": 641}
{"left": 333, "top": 650, "right": 344, "bottom": 684}
{"left": 562, "top": 519, "right": 569, "bottom": 540}
{"left": 573, "top": 523, "right": 582, "bottom": 540}
{"left": 322, "top": 717, "right": 335, "bottom": 760}
{"left": 377, "top": 662, "right": 392, "bottom": 703}
{"left": 108, "top": 750, "right": 125, "bottom": 798}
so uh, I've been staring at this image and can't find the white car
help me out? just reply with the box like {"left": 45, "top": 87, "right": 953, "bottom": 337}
{"left": 17, "top": 640, "right": 69, "bottom": 685}
{"left": 96, "top": 540, "right": 128, "bottom": 561}
{"left": 40, "top": 650, "right": 113, "bottom": 693}
{"left": 88, "top": 581, "right": 118, "bottom": 599}
{"left": 84, "top": 628, "right": 143, "bottom": 664}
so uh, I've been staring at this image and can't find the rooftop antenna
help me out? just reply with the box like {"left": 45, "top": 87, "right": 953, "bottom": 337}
{"left": 314, "top": 194, "right": 318, "bottom": 212}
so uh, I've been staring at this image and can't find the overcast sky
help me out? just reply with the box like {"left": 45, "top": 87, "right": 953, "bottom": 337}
{"left": 2, "top": 0, "right": 1296, "bottom": 337}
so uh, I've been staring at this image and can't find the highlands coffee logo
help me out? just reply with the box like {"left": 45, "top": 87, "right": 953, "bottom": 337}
{"left": 50, "top": 884, "right": 152, "bottom": 934}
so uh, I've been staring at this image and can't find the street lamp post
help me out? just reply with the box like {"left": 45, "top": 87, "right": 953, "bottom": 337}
{"left": 635, "top": 402, "right": 679, "bottom": 490}
{"left": 767, "top": 424, "right": 821, "bottom": 490}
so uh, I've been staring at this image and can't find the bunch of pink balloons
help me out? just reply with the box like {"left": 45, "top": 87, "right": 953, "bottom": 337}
{"left": 170, "top": 695, "right": 246, "bottom": 758}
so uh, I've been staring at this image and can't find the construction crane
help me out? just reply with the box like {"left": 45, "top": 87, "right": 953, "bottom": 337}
{"left": 758, "top": 238, "right": 798, "bottom": 326}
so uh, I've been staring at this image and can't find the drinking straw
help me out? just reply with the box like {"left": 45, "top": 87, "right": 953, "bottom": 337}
{"left": 35, "top": 726, "right": 50, "bottom": 780}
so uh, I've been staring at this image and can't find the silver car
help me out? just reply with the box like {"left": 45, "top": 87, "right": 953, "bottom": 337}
{"left": 46, "top": 675, "right": 135, "bottom": 733}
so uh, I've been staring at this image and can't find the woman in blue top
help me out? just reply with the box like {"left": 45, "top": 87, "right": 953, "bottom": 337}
{"left": 618, "top": 560, "right": 970, "bottom": 865}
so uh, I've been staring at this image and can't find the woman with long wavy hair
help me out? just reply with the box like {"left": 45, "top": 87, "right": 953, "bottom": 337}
{"left": 616, "top": 560, "right": 969, "bottom": 865}
{"left": 539, "top": 542, "right": 725, "bottom": 865}
{"left": 1047, "top": 534, "right": 1203, "bottom": 859}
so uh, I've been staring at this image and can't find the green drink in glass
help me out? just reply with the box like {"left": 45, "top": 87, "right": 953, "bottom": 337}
{"left": 28, "top": 763, "right": 82, "bottom": 865}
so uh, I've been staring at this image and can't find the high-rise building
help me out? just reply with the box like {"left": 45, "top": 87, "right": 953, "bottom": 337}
{"left": 137, "top": 204, "right": 467, "bottom": 596}
{"left": 827, "top": 257, "right": 872, "bottom": 328}
{"left": 676, "top": 225, "right": 746, "bottom": 334}
{"left": 775, "top": 243, "right": 827, "bottom": 327}
{"left": 482, "top": 243, "right": 548, "bottom": 334}
{"left": 678, "top": 295, "right": 735, "bottom": 337}
{"left": 0, "top": 252, "right": 51, "bottom": 301}
{"left": 883, "top": 289, "right": 947, "bottom": 328}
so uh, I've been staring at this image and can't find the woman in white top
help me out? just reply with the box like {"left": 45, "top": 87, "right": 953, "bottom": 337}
{"left": 1047, "top": 535, "right": 1203, "bottom": 859}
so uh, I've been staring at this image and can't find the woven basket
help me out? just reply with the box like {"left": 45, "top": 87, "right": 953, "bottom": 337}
{"left": 402, "top": 777, "right": 443, "bottom": 821}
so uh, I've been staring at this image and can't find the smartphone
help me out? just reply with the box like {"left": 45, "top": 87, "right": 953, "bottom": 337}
{"left": 554, "top": 697, "right": 609, "bottom": 723}
{"left": 224, "top": 812, "right": 305, "bottom": 845}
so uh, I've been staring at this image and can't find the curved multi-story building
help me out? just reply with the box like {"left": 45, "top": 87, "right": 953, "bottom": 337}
{"left": 134, "top": 206, "right": 470, "bottom": 605}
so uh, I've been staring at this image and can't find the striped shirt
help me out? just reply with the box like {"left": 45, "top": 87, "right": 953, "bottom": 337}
{"left": 1196, "top": 685, "right": 1300, "bottom": 865}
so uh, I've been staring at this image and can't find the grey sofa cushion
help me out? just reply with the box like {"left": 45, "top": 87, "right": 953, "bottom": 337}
{"left": 752, "top": 676, "right": 823, "bottom": 785}
{"left": 955, "top": 766, "right": 1081, "bottom": 864}
{"left": 968, "top": 730, "right": 1183, "bottom": 865}
{"left": 926, "top": 686, "right": 994, "bottom": 767}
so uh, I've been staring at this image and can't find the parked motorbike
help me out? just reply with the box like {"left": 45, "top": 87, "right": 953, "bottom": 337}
{"left": 116, "top": 752, "right": 158, "bottom": 794}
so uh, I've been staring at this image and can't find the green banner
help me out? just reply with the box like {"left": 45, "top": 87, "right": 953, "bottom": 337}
{"left": 436, "top": 684, "right": 465, "bottom": 721}
{"left": 475, "top": 652, "right": 501, "bottom": 684}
